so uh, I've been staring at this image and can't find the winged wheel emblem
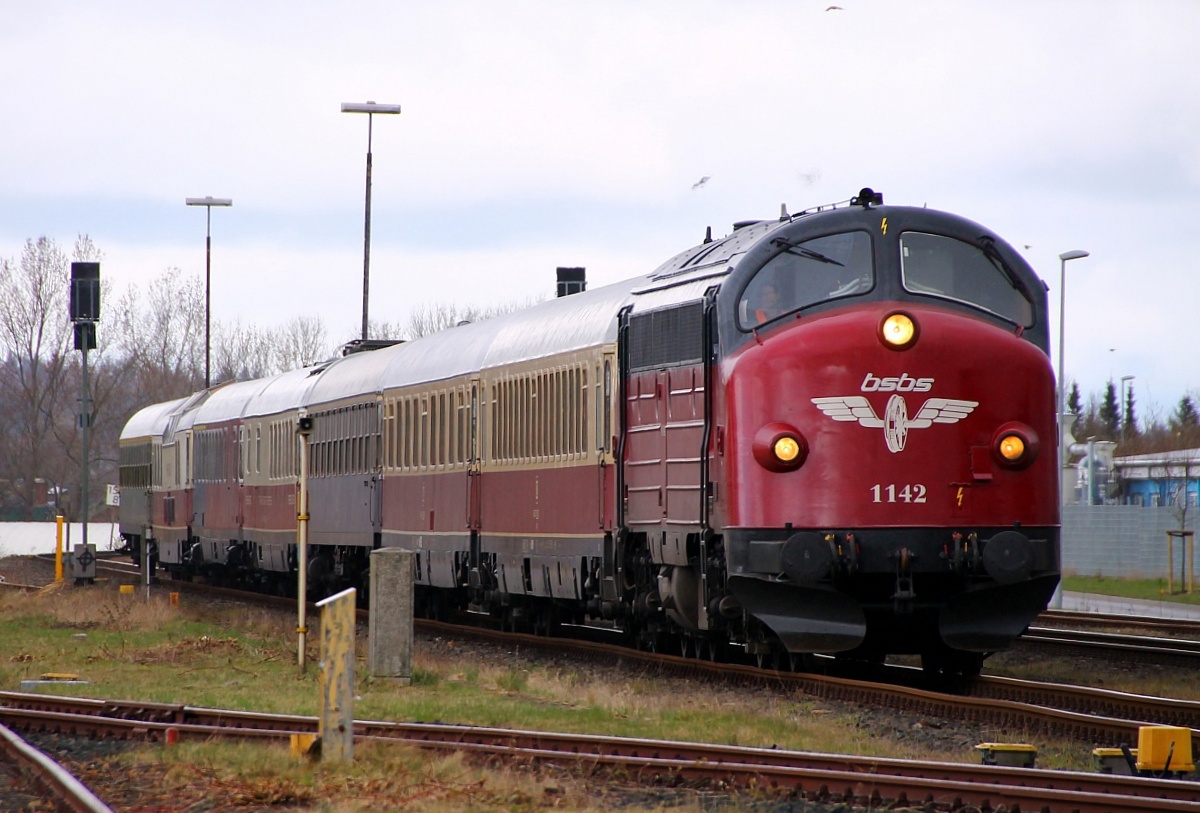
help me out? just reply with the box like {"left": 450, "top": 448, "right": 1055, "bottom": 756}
{"left": 811, "top": 395, "right": 978, "bottom": 453}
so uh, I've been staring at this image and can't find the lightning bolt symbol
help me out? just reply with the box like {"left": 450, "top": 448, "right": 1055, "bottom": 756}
{"left": 881, "top": 217, "right": 888, "bottom": 235}
{"left": 956, "top": 487, "right": 964, "bottom": 507}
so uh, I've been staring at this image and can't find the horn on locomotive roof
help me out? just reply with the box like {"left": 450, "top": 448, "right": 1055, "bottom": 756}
{"left": 852, "top": 187, "right": 884, "bottom": 208}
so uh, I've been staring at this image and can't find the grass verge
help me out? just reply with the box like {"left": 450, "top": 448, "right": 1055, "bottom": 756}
{"left": 1063, "top": 574, "right": 1200, "bottom": 605}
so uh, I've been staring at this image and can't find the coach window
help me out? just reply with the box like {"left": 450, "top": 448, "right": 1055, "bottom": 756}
{"left": 470, "top": 385, "right": 479, "bottom": 463}
{"left": 357, "top": 406, "right": 366, "bottom": 473}
{"left": 738, "top": 231, "right": 873, "bottom": 329}
{"left": 429, "top": 393, "right": 439, "bottom": 467}
{"left": 900, "top": 232, "right": 1034, "bottom": 326}
{"left": 602, "top": 359, "right": 613, "bottom": 453}
{"left": 442, "top": 392, "right": 451, "bottom": 466}
{"left": 488, "top": 385, "right": 497, "bottom": 462}
{"left": 398, "top": 399, "right": 407, "bottom": 469}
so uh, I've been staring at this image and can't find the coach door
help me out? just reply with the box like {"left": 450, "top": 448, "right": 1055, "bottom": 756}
{"left": 597, "top": 353, "right": 615, "bottom": 530}
{"left": 466, "top": 379, "right": 482, "bottom": 584}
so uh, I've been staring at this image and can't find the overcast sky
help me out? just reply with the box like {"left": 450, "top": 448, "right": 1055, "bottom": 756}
{"left": 2, "top": 1, "right": 1197, "bottom": 421}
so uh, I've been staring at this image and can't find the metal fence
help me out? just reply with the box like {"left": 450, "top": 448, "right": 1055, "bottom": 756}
{"left": 1062, "top": 504, "right": 1196, "bottom": 581}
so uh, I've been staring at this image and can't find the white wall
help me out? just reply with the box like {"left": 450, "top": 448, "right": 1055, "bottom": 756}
{"left": 0, "top": 523, "right": 121, "bottom": 557}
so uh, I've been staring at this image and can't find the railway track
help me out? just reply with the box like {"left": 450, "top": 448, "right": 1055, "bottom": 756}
{"left": 77, "top": 561, "right": 1200, "bottom": 748}
{"left": 0, "top": 721, "right": 113, "bottom": 812}
{"left": 1020, "top": 625, "right": 1200, "bottom": 666}
{"left": 10, "top": 557, "right": 1200, "bottom": 809}
{"left": 2, "top": 692, "right": 1198, "bottom": 813}
{"left": 1040, "top": 609, "right": 1200, "bottom": 636}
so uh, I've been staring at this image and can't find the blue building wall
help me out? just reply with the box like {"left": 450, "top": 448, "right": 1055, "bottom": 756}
{"left": 1122, "top": 479, "right": 1200, "bottom": 508}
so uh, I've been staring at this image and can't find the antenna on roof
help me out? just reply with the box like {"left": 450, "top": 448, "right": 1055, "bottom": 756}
{"left": 780, "top": 203, "right": 790, "bottom": 221}
{"left": 703, "top": 226, "right": 713, "bottom": 244}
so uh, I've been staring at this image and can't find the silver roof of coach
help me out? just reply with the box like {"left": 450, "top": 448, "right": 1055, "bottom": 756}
{"left": 119, "top": 396, "right": 189, "bottom": 442}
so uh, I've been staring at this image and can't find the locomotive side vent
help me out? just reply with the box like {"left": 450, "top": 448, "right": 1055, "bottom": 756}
{"left": 627, "top": 302, "right": 704, "bottom": 372}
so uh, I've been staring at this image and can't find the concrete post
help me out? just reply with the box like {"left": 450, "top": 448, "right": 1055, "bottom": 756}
{"left": 316, "top": 587, "right": 357, "bottom": 762}
{"left": 369, "top": 548, "right": 413, "bottom": 684}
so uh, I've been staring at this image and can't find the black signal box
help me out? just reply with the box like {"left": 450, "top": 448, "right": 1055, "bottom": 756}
{"left": 70, "top": 262, "right": 100, "bottom": 321}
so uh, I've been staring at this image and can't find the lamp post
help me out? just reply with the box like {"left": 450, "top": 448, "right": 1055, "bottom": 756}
{"left": 1057, "top": 249, "right": 1090, "bottom": 456}
{"left": 1121, "top": 374, "right": 1135, "bottom": 439}
{"left": 341, "top": 101, "right": 402, "bottom": 342}
{"left": 185, "top": 196, "right": 233, "bottom": 389}
{"left": 1057, "top": 250, "right": 1090, "bottom": 418}
{"left": 1050, "top": 249, "right": 1089, "bottom": 608}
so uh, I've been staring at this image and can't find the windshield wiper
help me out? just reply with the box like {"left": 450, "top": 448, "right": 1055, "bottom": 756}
{"left": 977, "top": 236, "right": 1024, "bottom": 292}
{"left": 771, "top": 237, "right": 845, "bottom": 267}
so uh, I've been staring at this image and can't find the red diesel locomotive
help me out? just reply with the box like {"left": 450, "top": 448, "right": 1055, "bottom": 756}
{"left": 119, "top": 189, "right": 1059, "bottom": 675}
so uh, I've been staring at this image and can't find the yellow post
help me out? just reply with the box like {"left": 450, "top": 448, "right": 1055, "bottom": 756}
{"left": 296, "top": 415, "right": 313, "bottom": 673}
{"left": 316, "top": 587, "right": 357, "bottom": 762}
{"left": 54, "top": 515, "right": 64, "bottom": 582}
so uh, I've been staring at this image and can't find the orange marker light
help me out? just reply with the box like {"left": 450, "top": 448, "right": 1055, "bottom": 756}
{"left": 881, "top": 312, "right": 917, "bottom": 349}
{"left": 992, "top": 422, "right": 1039, "bottom": 469}
{"left": 753, "top": 423, "right": 808, "bottom": 472}
{"left": 998, "top": 434, "right": 1026, "bottom": 462}
{"left": 774, "top": 435, "right": 802, "bottom": 463}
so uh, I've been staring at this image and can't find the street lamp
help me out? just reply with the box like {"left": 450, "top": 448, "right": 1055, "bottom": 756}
{"left": 1121, "top": 374, "right": 1136, "bottom": 439}
{"left": 342, "top": 101, "right": 402, "bottom": 342}
{"left": 1056, "top": 249, "right": 1089, "bottom": 511}
{"left": 185, "top": 196, "right": 233, "bottom": 389}
{"left": 1056, "top": 249, "right": 1090, "bottom": 418}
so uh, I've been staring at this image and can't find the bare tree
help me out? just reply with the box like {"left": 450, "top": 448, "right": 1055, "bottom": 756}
{"left": 110, "top": 266, "right": 205, "bottom": 397}
{"left": 401, "top": 297, "right": 547, "bottom": 340}
{"left": 0, "top": 236, "right": 102, "bottom": 519}
{"left": 272, "top": 314, "right": 330, "bottom": 370}
{"left": 211, "top": 319, "right": 274, "bottom": 383}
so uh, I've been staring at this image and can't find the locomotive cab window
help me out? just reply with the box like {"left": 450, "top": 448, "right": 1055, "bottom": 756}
{"left": 738, "top": 230, "right": 873, "bottom": 329}
{"left": 900, "top": 232, "right": 1034, "bottom": 326}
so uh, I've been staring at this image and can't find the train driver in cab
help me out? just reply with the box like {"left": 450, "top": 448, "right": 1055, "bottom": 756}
{"left": 749, "top": 280, "right": 785, "bottom": 325}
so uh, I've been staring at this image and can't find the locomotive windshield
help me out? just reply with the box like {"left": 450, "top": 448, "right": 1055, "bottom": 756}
{"left": 738, "top": 230, "right": 873, "bottom": 329}
{"left": 900, "top": 232, "right": 1034, "bottom": 326}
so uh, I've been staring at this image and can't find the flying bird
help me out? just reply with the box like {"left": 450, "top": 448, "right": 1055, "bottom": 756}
{"left": 692, "top": 176, "right": 711, "bottom": 190}
{"left": 826, "top": 5, "right": 843, "bottom": 10}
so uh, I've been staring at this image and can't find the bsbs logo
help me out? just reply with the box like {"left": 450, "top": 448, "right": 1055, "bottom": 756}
{"left": 861, "top": 373, "right": 934, "bottom": 393}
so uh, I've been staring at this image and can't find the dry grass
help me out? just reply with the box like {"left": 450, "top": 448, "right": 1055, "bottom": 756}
{"left": 124, "top": 739, "right": 622, "bottom": 812}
